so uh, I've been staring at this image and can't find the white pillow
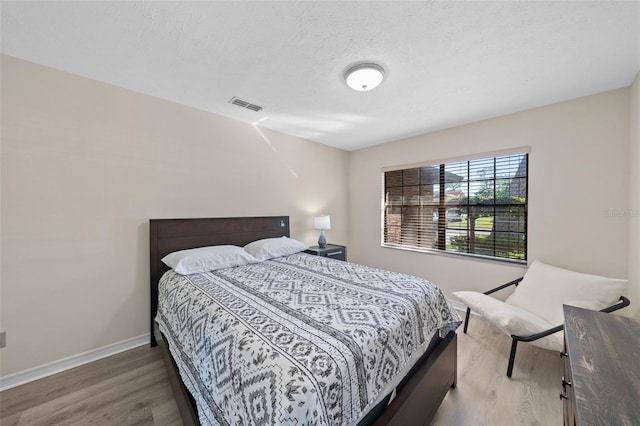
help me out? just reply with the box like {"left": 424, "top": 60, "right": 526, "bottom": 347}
{"left": 161, "top": 245, "right": 259, "bottom": 275}
{"left": 453, "top": 291, "right": 563, "bottom": 351}
{"left": 244, "top": 237, "right": 307, "bottom": 261}
{"left": 505, "top": 260, "right": 627, "bottom": 326}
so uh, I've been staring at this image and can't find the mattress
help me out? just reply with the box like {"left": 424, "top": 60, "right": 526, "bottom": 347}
{"left": 156, "top": 252, "right": 461, "bottom": 425}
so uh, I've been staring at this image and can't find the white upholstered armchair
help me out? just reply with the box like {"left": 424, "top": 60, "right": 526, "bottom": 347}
{"left": 454, "top": 260, "right": 629, "bottom": 378}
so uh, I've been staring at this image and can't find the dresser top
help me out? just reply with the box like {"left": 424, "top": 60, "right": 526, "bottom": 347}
{"left": 563, "top": 305, "right": 640, "bottom": 426}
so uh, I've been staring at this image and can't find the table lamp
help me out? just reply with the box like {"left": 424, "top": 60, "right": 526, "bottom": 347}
{"left": 313, "top": 215, "right": 331, "bottom": 248}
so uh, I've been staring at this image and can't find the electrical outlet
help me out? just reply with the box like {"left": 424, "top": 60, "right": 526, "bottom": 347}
{"left": 0, "top": 332, "right": 5, "bottom": 348}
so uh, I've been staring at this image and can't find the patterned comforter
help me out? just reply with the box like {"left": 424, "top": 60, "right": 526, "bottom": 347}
{"left": 156, "top": 253, "right": 461, "bottom": 426}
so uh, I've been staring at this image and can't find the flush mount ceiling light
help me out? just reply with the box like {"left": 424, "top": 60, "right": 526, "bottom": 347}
{"left": 345, "top": 63, "right": 385, "bottom": 92}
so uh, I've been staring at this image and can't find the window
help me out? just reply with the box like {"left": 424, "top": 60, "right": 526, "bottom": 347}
{"left": 383, "top": 149, "right": 528, "bottom": 263}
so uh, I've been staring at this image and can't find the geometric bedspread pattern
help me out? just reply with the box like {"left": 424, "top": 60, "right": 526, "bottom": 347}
{"left": 156, "top": 253, "right": 461, "bottom": 426}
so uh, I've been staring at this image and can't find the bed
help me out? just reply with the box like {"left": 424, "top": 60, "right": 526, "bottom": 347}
{"left": 150, "top": 216, "right": 460, "bottom": 426}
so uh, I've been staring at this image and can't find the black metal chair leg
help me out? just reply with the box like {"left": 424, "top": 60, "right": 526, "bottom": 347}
{"left": 463, "top": 308, "right": 471, "bottom": 333}
{"left": 507, "top": 338, "right": 518, "bottom": 378}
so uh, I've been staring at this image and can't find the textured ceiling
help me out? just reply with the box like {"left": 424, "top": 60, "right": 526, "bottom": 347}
{"left": 2, "top": 1, "right": 639, "bottom": 151}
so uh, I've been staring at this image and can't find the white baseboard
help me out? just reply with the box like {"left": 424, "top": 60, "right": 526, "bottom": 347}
{"left": 449, "top": 299, "right": 469, "bottom": 314}
{"left": 0, "top": 333, "right": 149, "bottom": 392}
{"left": 448, "top": 299, "right": 482, "bottom": 321}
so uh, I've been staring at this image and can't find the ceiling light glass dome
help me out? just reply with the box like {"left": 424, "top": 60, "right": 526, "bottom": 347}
{"left": 345, "top": 63, "right": 385, "bottom": 92}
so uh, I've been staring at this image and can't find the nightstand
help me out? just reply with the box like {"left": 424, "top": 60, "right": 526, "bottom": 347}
{"left": 304, "top": 244, "right": 347, "bottom": 261}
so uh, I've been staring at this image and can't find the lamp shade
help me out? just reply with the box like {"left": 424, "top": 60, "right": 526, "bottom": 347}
{"left": 314, "top": 215, "right": 331, "bottom": 230}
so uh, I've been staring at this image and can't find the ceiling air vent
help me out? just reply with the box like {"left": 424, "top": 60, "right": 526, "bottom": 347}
{"left": 228, "top": 96, "right": 263, "bottom": 112}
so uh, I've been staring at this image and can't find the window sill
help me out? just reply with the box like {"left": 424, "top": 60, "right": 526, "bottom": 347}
{"left": 381, "top": 243, "right": 528, "bottom": 267}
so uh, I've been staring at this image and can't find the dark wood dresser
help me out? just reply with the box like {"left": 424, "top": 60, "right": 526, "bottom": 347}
{"left": 562, "top": 305, "right": 640, "bottom": 425}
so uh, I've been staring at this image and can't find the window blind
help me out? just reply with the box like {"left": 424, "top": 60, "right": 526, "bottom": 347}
{"left": 383, "top": 151, "right": 528, "bottom": 262}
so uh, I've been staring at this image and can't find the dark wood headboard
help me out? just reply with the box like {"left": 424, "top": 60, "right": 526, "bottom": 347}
{"left": 149, "top": 216, "right": 290, "bottom": 346}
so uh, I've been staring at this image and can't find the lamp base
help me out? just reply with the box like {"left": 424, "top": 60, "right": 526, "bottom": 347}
{"left": 318, "top": 230, "right": 327, "bottom": 248}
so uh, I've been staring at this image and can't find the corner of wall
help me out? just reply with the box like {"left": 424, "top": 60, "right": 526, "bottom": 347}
{"left": 628, "top": 70, "right": 640, "bottom": 319}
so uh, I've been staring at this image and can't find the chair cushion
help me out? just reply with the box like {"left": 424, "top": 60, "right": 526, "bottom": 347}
{"left": 453, "top": 291, "right": 564, "bottom": 351}
{"left": 505, "top": 260, "right": 627, "bottom": 326}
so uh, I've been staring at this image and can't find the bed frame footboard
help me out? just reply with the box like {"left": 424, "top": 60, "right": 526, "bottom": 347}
{"left": 158, "top": 328, "right": 457, "bottom": 426}
{"left": 372, "top": 331, "right": 457, "bottom": 426}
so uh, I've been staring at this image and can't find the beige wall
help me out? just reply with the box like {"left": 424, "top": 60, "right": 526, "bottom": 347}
{"left": 349, "top": 89, "right": 631, "bottom": 304}
{"left": 0, "top": 55, "right": 349, "bottom": 376}
{"left": 629, "top": 72, "right": 640, "bottom": 319}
